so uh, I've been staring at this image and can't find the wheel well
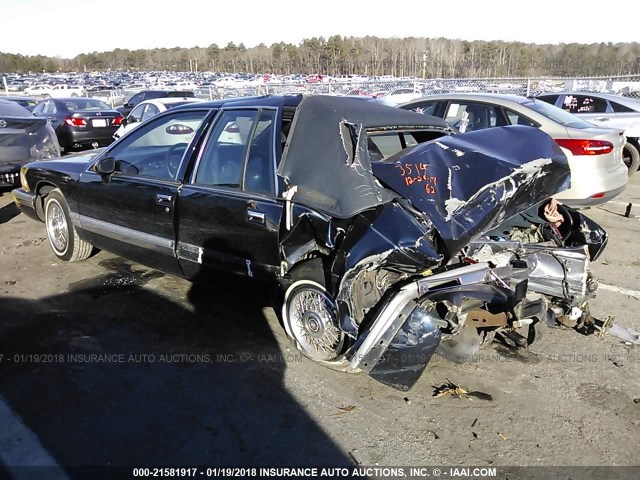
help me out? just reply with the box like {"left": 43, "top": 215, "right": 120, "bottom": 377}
{"left": 35, "top": 183, "right": 57, "bottom": 221}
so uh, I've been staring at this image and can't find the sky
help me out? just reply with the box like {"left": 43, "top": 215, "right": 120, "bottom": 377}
{"left": 1, "top": 0, "right": 639, "bottom": 58}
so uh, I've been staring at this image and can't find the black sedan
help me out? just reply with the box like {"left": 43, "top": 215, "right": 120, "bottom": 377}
{"left": 0, "top": 99, "right": 60, "bottom": 187}
{"left": 32, "top": 97, "right": 123, "bottom": 152}
{"left": 12, "top": 95, "right": 607, "bottom": 390}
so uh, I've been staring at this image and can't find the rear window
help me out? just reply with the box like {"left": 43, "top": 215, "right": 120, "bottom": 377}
{"left": 166, "top": 91, "right": 195, "bottom": 98}
{"left": 537, "top": 94, "right": 559, "bottom": 105}
{"left": 0, "top": 100, "right": 32, "bottom": 117}
{"left": 522, "top": 100, "right": 594, "bottom": 129}
{"left": 63, "top": 99, "right": 111, "bottom": 111}
{"left": 367, "top": 128, "right": 447, "bottom": 161}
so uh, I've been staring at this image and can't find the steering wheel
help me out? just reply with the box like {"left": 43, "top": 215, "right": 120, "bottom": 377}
{"left": 165, "top": 143, "right": 187, "bottom": 179}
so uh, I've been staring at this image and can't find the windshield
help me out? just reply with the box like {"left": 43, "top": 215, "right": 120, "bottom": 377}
{"left": 523, "top": 100, "right": 594, "bottom": 129}
{"left": 63, "top": 99, "right": 111, "bottom": 111}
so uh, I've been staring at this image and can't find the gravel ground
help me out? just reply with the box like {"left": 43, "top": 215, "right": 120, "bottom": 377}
{"left": 0, "top": 174, "right": 638, "bottom": 474}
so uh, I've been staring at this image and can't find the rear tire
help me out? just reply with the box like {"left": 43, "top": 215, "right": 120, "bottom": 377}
{"left": 44, "top": 189, "right": 93, "bottom": 262}
{"left": 281, "top": 260, "right": 345, "bottom": 362}
{"left": 622, "top": 140, "right": 640, "bottom": 175}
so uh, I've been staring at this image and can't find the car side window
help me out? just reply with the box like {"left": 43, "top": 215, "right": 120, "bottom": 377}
{"left": 562, "top": 95, "right": 608, "bottom": 114}
{"left": 504, "top": 109, "right": 537, "bottom": 127}
{"left": 193, "top": 109, "right": 258, "bottom": 189}
{"left": 445, "top": 103, "right": 498, "bottom": 133}
{"left": 104, "top": 110, "right": 207, "bottom": 181}
{"left": 408, "top": 101, "right": 438, "bottom": 116}
{"left": 610, "top": 101, "right": 636, "bottom": 113}
{"left": 32, "top": 102, "right": 44, "bottom": 114}
{"left": 43, "top": 101, "right": 57, "bottom": 115}
{"left": 245, "top": 110, "right": 276, "bottom": 194}
{"left": 128, "top": 104, "right": 145, "bottom": 123}
{"left": 142, "top": 104, "right": 159, "bottom": 121}
{"left": 128, "top": 93, "right": 143, "bottom": 106}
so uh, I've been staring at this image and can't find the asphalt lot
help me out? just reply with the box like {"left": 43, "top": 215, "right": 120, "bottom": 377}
{"left": 0, "top": 174, "right": 639, "bottom": 474}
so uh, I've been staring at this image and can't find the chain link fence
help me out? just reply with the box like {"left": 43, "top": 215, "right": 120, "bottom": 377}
{"left": 5, "top": 75, "right": 640, "bottom": 107}
{"left": 189, "top": 75, "right": 640, "bottom": 101}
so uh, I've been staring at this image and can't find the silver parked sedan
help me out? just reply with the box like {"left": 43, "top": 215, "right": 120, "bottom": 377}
{"left": 400, "top": 93, "right": 628, "bottom": 207}
{"left": 536, "top": 91, "right": 640, "bottom": 174}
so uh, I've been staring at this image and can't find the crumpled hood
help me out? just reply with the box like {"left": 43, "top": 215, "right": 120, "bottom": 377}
{"left": 371, "top": 125, "right": 571, "bottom": 257}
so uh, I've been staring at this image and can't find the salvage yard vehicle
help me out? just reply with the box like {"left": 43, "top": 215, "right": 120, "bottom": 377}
{"left": 0, "top": 99, "right": 60, "bottom": 188}
{"left": 536, "top": 91, "right": 640, "bottom": 174}
{"left": 12, "top": 95, "right": 608, "bottom": 391}
{"left": 113, "top": 97, "right": 204, "bottom": 139}
{"left": 32, "top": 98, "right": 123, "bottom": 152}
{"left": 401, "top": 93, "right": 629, "bottom": 207}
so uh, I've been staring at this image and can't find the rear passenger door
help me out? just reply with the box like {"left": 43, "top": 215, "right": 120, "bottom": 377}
{"left": 177, "top": 107, "right": 283, "bottom": 280}
{"left": 442, "top": 101, "right": 506, "bottom": 133}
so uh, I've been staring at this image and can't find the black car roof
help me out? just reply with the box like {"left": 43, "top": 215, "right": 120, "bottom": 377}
{"left": 171, "top": 94, "right": 304, "bottom": 111}
{"left": 279, "top": 95, "right": 450, "bottom": 218}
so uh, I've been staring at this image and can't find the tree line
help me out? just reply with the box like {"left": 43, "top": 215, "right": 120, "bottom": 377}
{"left": 2, "top": 36, "right": 640, "bottom": 78}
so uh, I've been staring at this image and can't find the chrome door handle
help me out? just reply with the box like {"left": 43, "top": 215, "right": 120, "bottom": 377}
{"left": 247, "top": 210, "right": 265, "bottom": 225}
{"left": 156, "top": 194, "right": 173, "bottom": 206}
{"left": 593, "top": 117, "right": 609, "bottom": 121}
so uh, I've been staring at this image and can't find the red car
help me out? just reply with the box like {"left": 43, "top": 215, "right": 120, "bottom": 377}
{"left": 305, "top": 74, "right": 323, "bottom": 83}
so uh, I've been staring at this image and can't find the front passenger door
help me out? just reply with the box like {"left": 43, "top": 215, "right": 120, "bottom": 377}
{"left": 77, "top": 109, "right": 209, "bottom": 275}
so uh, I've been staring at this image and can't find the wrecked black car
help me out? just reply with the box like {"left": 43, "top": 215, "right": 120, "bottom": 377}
{"left": 12, "top": 95, "right": 607, "bottom": 391}
{"left": 0, "top": 99, "right": 60, "bottom": 187}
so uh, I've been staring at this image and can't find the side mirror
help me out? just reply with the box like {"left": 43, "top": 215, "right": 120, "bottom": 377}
{"left": 123, "top": 102, "right": 131, "bottom": 108}
{"left": 95, "top": 157, "right": 116, "bottom": 175}
{"left": 121, "top": 117, "right": 128, "bottom": 126}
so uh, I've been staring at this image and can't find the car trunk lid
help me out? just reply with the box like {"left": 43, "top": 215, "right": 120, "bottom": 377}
{"left": 370, "top": 125, "right": 571, "bottom": 258}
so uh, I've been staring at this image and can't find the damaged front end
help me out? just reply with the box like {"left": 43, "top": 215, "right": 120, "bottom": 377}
{"left": 278, "top": 97, "right": 606, "bottom": 391}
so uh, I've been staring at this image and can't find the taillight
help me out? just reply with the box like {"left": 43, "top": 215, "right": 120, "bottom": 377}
{"left": 224, "top": 122, "right": 240, "bottom": 133}
{"left": 554, "top": 139, "right": 613, "bottom": 155}
{"left": 112, "top": 116, "right": 123, "bottom": 126}
{"left": 64, "top": 117, "right": 87, "bottom": 127}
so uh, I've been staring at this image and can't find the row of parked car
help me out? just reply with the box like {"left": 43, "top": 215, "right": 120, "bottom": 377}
{"left": 9, "top": 94, "right": 614, "bottom": 390}
{"left": 1, "top": 89, "right": 637, "bottom": 206}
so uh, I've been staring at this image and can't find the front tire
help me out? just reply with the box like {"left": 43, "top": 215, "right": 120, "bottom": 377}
{"left": 44, "top": 189, "right": 93, "bottom": 262}
{"left": 622, "top": 140, "right": 640, "bottom": 175}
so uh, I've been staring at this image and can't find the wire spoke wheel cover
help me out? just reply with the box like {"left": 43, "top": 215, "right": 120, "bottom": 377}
{"left": 46, "top": 199, "right": 69, "bottom": 255}
{"left": 283, "top": 281, "right": 344, "bottom": 362}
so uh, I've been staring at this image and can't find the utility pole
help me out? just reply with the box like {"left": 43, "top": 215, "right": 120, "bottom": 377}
{"left": 422, "top": 52, "right": 428, "bottom": 79}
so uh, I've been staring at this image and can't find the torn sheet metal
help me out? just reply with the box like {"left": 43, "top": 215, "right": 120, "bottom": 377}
{"left": 371, "top": 126, "right": 571, "bottom": 258}
{"left": 278, "top": 95, "right": 450, "bottom": 219}
{"left": 467, "top": 240, "right": 595, "bottom": 303}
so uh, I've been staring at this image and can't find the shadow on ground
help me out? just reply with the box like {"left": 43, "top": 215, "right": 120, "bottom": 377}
{"left": 0, "top": 262, "right": 352, "bottom": 476}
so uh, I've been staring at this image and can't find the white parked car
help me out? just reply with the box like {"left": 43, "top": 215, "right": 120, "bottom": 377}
{"left": 374, "top": 88, "right": 424, "bottom": 106}
{"left": 113, "top": 97, "right": 204, "bottom": 139}
{"left": 537, "top": 91, "right": 640, "bottom": 174}
{"left": 401, "top": 93, "right": 629, "bottom": 207}
{"left": 49, "top": 84, "right": 87, "bottom": 98}
{"left": 23, "top": 84, "right": 53, "bottom": 96}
